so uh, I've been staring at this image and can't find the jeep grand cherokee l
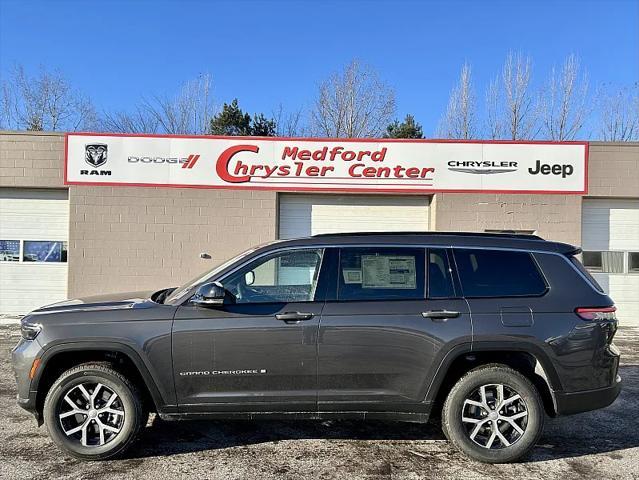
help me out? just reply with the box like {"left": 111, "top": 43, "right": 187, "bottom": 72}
{"left": 12, "top": 232, "right": 621, "bottom": 463}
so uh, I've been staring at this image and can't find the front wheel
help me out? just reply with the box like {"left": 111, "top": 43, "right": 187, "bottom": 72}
{"left": 43, "top": 363, "right": 146, "bottom": 460}
{"left": 442, "top": 364, "right": 544, "bottom": 463}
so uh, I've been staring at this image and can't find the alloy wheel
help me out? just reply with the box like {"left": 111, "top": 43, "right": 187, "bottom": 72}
{"left": 461, "top": 383, "right": 528, "bottom": 449}
{"left": 57, "top": 382, "right": 125, "bottom": 447}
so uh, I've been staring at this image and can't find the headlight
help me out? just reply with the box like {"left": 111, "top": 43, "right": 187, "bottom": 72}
{"left": 20, "top": 319, "right": 41, "bottom": 340}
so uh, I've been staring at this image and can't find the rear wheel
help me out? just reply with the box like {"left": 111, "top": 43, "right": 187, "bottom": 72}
{"left": 43, "top": 363, "right": 146, "bottom": 460}
{"left": 442, "top": 364, "right": 544, "bottom": 463}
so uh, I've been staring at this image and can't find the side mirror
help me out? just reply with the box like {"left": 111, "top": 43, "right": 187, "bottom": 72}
{"left": 192, "top": 281, "right": 226, "bottom": 307}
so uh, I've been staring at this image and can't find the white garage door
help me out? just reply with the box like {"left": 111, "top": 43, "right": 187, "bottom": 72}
{"left": 278, "top": 194, "right": 430, "bottom": 239}
{"left": 0, "top": 188, "right": 69, "bottom": 315}
{"left": 582, "top": 199, "right": 639, "bottom": 326}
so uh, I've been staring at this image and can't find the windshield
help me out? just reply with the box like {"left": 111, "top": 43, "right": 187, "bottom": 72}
{"left": 163, "top": 244, "right": 272, "bottom": 305}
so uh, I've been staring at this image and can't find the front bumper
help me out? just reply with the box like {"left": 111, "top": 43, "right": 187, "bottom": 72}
{"left": 16, "top": 393, "right": 40, "bottom": 422}
{"left": 11, "top": 337, "right": 42, "bottom": 421}
{"left": 555, "top": 374, "right": 622, "bottom": 415}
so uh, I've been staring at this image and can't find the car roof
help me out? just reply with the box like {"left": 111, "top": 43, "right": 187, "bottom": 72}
{"left": 267, "top": 231, "right": 579, "bottom": 255}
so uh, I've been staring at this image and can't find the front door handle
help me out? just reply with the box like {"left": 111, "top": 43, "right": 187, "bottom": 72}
{"left": 275, "top": 312, "right": 315, "bottom": 323}
{"left": 422, "top": 310, "right": 460, "bottom": 320}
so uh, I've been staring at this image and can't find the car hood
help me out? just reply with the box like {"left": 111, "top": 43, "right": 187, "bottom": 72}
{"left": 29, "top": 290, "right": 156, "bottom": 315}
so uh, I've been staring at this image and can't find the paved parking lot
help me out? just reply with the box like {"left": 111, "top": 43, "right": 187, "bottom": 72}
{"left": 1, "top": 324, "right": 637, "bottom": 480}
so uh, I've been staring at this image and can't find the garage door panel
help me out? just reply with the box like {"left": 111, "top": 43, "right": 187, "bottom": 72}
{"left": 583, "top": 199, "right": 639, "bottom": 326}
{"left": 279, "top": 194, "right": 430, "bottom": 239}
{"left": 0, "top": 188, "right": 69, "bottom": 315}
{"left": 0, "top": 212, "right": 69, "bottom": 240}
{"left": 0, "top": 264, "right": 68, "bottom": 313}
{"left": 582, "top": 199, "right": 639, "bottom": 251}
{"left": 593, "top": 274, "right": 639, "bottom": 324}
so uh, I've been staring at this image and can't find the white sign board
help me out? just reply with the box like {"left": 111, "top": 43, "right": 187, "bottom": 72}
{"left": 65, "top": 134, "right": 588, "bottom": 194}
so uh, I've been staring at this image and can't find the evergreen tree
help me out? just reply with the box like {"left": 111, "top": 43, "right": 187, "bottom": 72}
{"left": 251, "top": 113, "right": 277, "bottom": 136}
{"left": 209, "top": 99, "right": 252, "bottom": 135}
{"left": 209, "top": 99, "right": 277, "bottom": 136}
{"left": 385, "top": 114, "right": 424, "bottom": 138}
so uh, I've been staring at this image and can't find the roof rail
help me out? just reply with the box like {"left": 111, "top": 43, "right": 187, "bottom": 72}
{"left": 311, "top": 231, "right": 544, "bottom": 240}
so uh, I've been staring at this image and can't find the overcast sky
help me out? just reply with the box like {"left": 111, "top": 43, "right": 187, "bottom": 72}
{"left": 1, "top": 0, "right": 638, "bottom": 136}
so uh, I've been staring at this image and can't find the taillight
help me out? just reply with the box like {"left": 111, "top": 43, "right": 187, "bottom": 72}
{"left": 575, "top": 306, "right": 617, "bottom": 321}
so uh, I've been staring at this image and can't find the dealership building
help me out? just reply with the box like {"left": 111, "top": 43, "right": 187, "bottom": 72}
{"left": 0, "top": 131, "right": 637, "bottom": 325}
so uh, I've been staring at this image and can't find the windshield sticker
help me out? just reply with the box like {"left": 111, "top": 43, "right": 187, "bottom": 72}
{"left": 361, "top": 255, "right": 416, "bottom": 289}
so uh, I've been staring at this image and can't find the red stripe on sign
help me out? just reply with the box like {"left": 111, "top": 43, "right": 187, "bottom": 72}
{"left": 182, "top": 155, "right": 193, "bottom": 169}
{"left": 188, "top": 154, "right": 200, "bottom": 168}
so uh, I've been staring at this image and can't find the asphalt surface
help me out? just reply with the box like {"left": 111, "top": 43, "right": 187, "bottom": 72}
{"left": 1, "top": 324, "right": 637, "bottom": 480}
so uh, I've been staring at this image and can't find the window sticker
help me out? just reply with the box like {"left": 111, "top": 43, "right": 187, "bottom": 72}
{"left": 342, "top": 269, "right": 363, "bottom": 284}
{"left": 361, "top": 255, "right": 416, "bottom": 289}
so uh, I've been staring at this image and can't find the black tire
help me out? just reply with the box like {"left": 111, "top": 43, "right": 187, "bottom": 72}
{"left": 442, "top": 364, "right": 544, "bottom": 463}
{"left": 43, "top": 362, "right": 147, "bottom": 461}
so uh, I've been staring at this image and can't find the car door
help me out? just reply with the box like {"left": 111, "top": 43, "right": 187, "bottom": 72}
{"left": 172, "top": 247, "right": 328, "bottom": 413}
{"left": 317, "top": 246, "right": 471, "bottom": 413}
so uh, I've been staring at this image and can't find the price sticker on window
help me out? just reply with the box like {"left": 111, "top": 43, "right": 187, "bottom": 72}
{"left": 361, "top": 255, "right": 416, "bottom": 289}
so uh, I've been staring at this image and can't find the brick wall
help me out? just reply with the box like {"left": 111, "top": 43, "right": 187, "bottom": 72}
{"left": 433, "top": 193, "right": 582, "bottom": 245}
{"left": 68, "top": 186, "right": 276, "bottom": 297}
{"left": 587, "top": 143, "right": 639, "bottom": 197}
{"left": 0, "top": 131, "right": 64, "bottom": 188}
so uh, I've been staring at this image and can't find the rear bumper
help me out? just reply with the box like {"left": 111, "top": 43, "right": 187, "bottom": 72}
{"left": 555, "top": 374, "right": 622, "bottom": 415}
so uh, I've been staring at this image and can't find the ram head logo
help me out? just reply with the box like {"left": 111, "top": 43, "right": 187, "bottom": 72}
{"left": 85, "top": 143, "right": 108, "bottom": 168}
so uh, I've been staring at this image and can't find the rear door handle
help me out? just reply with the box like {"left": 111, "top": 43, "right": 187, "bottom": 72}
{"left": 422, "top": 310, "right": 460, "bottom": 320}
{"left": 275, "top": 312, "right": 315, "bottom": 323}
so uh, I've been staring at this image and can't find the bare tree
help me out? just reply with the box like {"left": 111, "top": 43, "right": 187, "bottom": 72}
{"left": 0, "top": 65, "right": 96, "bottom": 131}
{"left": 101, "top": 74, "right": 214, "bottom": 134}
{"left": 273, "top": 104, "right": 307, "bottom": 137}
{"left": 101, "top": 106, "right": 161, "bottom": 134}
{"left": 143, "top": 73, "right": 213, "bottom": 135}
{"left": 310, "top": 60, "right": 395, "bottom": 137}
{"left": 502, "top": 52, "right": 537, "bottom": 139}
{"left": 485, "top": 77, "right": 503, "bottom": 139}
{"left": 539, "top": 55, "right": 590, "bottom": 140}
{"left": 598, "top": 83, "right": 639, "bottom": 141}
{"left": 481, "top": 52, "right": 537, "bottom": 139}
{"left": 437, "top": 62, "right": 476, "bottom": 139}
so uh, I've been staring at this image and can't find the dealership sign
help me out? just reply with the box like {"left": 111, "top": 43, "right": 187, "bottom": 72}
{"left": 65, "top": 133, "right": 588, "bottom": 194}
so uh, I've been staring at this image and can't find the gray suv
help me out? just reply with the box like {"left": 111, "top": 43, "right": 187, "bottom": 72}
{"left": 12, "top": 232, "right": 621, "bottom": 463}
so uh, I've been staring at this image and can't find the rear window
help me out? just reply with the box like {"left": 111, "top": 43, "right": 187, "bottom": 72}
{"left": 453, "top": 249, "right": 547, "bottom": 297}
{"left": 569, "top": 255, "right": 605, "bottom": 293}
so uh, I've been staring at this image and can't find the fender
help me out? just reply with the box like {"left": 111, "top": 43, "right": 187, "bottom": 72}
{"left": 423, "top": 340, "right": 563, "bottom": 405}
{"left": 471, "top": 340, "right": 563, "bottom": 390}
{"left": 32, "top": 341, "right": 174, "bottom": 412}
{"left": 423, "top": 342, "right": 472, "bottom": 403}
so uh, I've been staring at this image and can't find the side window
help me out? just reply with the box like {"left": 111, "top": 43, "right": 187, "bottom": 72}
{"left": 453, "top": 249, "right": 547, "bottom": 297}
{"left": 223, "top": 248, "right": 324, "bottom": 304}
{"left": 338, "top": 247, "right": 425, "bottom": 301}
{"left": 428, "top": 248, "right": 456, "bottom": 298}
{"left": 630, "top": 252, "right": 639, "bottom": 273}
{"left": 581, "top": 250, "right": 625, "bottom": 273}
{"left": 23, "top": 240, "right": 68, "bottom": 262}
{"left": 568, "top": 255, "right": 604, "bottom": 292}
{"left": 0, "top": 240, "right": 20, "bottom": 262}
